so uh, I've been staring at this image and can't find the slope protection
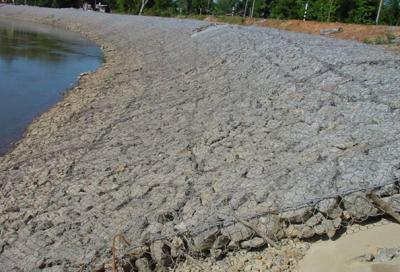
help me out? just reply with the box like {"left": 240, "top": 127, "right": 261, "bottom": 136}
{"left": 0, "top": 5, "right": 400, "bottom": 271}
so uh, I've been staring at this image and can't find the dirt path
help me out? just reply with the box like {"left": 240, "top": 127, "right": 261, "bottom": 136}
{"left": 0, "top": 5, "right": 400, "bottom": 271}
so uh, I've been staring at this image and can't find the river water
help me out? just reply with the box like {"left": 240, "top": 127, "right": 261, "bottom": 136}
{"left": 0, "top": 18, "right": 102, "bottom": 156}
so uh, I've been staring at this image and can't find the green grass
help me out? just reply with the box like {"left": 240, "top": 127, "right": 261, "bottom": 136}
{"left": 213, "top": 16, "right": 246, "bottom": 25}
{"left": 363, "top": 33, "right": 397, "bottom": 45}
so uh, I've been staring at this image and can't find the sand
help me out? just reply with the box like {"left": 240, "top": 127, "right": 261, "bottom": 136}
{"left": 298, "top": 220, "right": 400, "bottom": 272}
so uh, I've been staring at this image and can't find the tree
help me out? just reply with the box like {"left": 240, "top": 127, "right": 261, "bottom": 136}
{"left": 382, "top": 0, "right": 400, "bottom": 25}
{"left": 270, "top": 0, "right": 302, "bottom": 19}
{"left": 116, "top": 0, "right": 141, "bottom": 13}
{"left": 347, "top": 0, "right": 379, "bottom": 24}
{"left": 305, "top": 0, "right": 340, "bottom": 22}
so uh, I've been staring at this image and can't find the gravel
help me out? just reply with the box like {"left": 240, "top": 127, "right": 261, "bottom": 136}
{"left": 1, "top": 5, "right": 400, "bottom": 271}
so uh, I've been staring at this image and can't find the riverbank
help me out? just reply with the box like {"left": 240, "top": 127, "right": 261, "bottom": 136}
{"left": 1, "top": 5, "right": 400, "bottom": 271}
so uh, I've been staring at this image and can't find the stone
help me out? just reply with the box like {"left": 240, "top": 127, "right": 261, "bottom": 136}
{"left": 280, "top": 208, "right": 313, "bottom": 224}
{"left": 383, "top": 194, "right": 400, "bottom": 212}
{"left": 150, "top": 241, "right": 170, "bottom": 267}
{"left": 286, "top": 224, "right": 315, "bottom": 239}
{"left": 212, "top": 234, "right": 230, "bottom": 249}
{"left": 313, "top": 224, "right": 325, "bottom": 235}
{"left": 305, "top": 213, "right": 324, "bottom": 227}
{"left": 258, "top": 215, "right": 285, "bottom": 240}
{"left": 317, "top": 198, "right": 337, "bottom": 214}
{"left": 321, "top": 219, "right": 336, "bottom": 239}
{"left": 170, "top": 237, "right": 183, "bottom": 258}
{"left": 375, "top": 184, "right": 399, "bottom": 197}
{"left": 240, "top": 237, "right": 266, "bottom": 249}
{"left": 210, "top": 248, "right": 223, "bottom": 259}
{"left": 221, "top": 224, "right": 254, "bottom": 243}
{"left": 129, "top": 245, "right": 149, "bottom": 257}
{"left": 343, "top": 193, "right": 378, "bottom": 219}
{"left": 192, "top": 228, "right": 219, "bottom": 251}
{"left": 135, "top": 258, "right": 152, "bottom": 272}
{"left": 374, "top": 248, "right": 400, "bottom": 262}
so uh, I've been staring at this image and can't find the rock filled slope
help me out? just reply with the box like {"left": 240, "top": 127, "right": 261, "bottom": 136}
{"left": 1, "top": 5, "right": 400, "bottom": 271}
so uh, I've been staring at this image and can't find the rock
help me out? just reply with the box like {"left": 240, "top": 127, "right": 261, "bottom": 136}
{"left": 240, "top": 237, "right": 266, "bottom": 249}
{"left": 150, "top": 241, "right": 170, "bottom": 267}
{"left": 280, "top": 207, "right": 313, "bottom": 224}
{"left": 129, "top": 245, "right": 149, "bottom": 257}
{"left": 212, "top": 234, "right": 230, "bottom": 249}
{"left": 375, "top": 184, "right": 399, "bottom": 197}
{"left": 321, "top": 219, "right": 336, "bottom": 239}
{"left": 313, "top": 224, "right": 325, "bottom": 235}
{"left": 305, "top": 213, "right": 324, "bottom": 227}
{"left": 320, "top": 27, "right": 343, "bottom": 35}
{"left": 383, "top": 194, "right": 400, "bottom": 212}
{"left": 192, "top": 228, "right": 219, "bottom": 251}
{"left": 286, "top": 224, "right": 315, "bottom": 239}
{"left": 317, "top": 198, "right": 342, "bottom": 219}
{"left": 356, "top": 253, "right": 374, "bottom": 262}
{"left": 343, "top": 193, "right": 378, "bottom": 219}
{"left": 333, "top": 217, "right": 342, "bottom": 228}
{"left": 170, "top": 237, "right": 183, "bottom": 258}
{"left": 374, "top": 248, "right": 400, "bottom": 262}
{"left": 135, "top": 258, "right": 152, "bottom": 272}
{"left": 226, "top": 240, "right": 240, "bottom": 251}
{"left": 221, "top": 224, "right": 254, "bottom": 243}
{"left": 317, "top": 198, "right": 337, "bottom": 214}
{"left": 258, "top": 214, "right": 285, "bottom": 240}
{"left": 210, "top": 248, "right": 223, "bottom": 259}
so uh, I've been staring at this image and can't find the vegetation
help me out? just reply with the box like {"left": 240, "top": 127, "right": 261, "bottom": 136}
{"left": 12, "top": 0, "right": 400, "bottom": 26}
{"left": 363, "top": 32, "right": 397, "bottom": 44}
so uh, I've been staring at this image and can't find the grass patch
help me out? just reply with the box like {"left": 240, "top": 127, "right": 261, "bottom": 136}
{"left": 363, "top": 32, "right": 397, "bottom": 45}
{"left": 214, "top": 16, "right": 246, "bottom": 25}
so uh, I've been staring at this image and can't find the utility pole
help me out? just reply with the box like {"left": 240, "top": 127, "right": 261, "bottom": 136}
{"left": 303, "top": 2, "right": 309, "bottom": 21}
{"left": 250, "top": 0, "right": 255, "bottom": 18}
{"left": 375, "top": 0, "right": 384, "bottom": 25}
{"left": 244, "top": 0, "right": 249, "bottom": 17}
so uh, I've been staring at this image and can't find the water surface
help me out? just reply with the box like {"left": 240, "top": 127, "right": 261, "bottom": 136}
{"left": 0, "top": 19, "right": 102, "bottom": 156}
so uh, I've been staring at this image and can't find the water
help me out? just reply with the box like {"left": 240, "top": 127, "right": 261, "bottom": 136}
{"left": 0, "top": 19, "right": 102, "bottom": 156}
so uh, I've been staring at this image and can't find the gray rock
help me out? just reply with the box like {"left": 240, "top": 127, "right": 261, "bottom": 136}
{"left": 210, "top": 248, "right": 223, "bottom": 258}
{"left": 240, "top": 237, "right": 266, "bottom": 249}
{"left": 343, "top": 193, "right": 378, "bottom": 219}
{"left": 257, "top": 214, "right": 285, "bottom": 239}
{"left": 221, "top": 224, "right": 254, "bottom": 243}
{"left": 305, "top": 213, "right": 324, "bottom": 227}
{"left": 212, "top": 234, "right": 230, "bottom": 249}
{"left": 317, "top": 198, "right": 342, "bottom": 219}
{"left": 135, "top": 258, "right": 152, "bottom": 272}
{"left": 313, "top": 224, "right": 325, "bottom": 235}
{"left": 375, "top": 184, "right": 399, "bottom": 197}
{"left": 192, "top": 228, "right": 219, "bottom": 251}
{"left": 374, "top": 248, "right": 400, "bottom": 262}
{"left": 321, "top": 219, "right": 337, "bottom": 239}
{"left": 383, "top": 194, "right": 400, "bottom": 212}
{"left": 286, "top": 224, "right": 315, "bottom": 239}
{"left": 280, "top": 208, "right": 313, "bottom": 224}
{"left": 150, "top": 241, "right": 170, "bottom": 267}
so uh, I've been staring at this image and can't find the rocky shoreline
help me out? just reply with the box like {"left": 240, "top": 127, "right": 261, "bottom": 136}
{"left": 1, "top": 5, "right": 400, "bottom": 271}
